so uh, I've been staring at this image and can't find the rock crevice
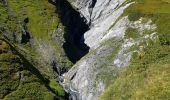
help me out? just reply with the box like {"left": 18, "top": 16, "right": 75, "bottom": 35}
{"left": 49, "top": 0, "right": 90, "bottom": 63}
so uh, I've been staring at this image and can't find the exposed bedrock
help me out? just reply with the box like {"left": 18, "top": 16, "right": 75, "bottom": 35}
{"left": 62, "top": 0, "right": 157, "bottom": 100}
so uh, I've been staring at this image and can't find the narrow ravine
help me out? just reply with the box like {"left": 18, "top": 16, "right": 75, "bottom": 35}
{"left": 49, "top": 0, "right": 90, "bottom": 63}
{"left": 48, "top": 0, "right": 90, "bottom": 99}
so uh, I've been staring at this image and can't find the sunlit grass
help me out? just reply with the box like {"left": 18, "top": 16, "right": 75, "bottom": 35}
{"left": 100, "top": 0, "right": 170, "bottom": 99}
{"left": 8, "top": 0, "right": 60, "bottom": 40}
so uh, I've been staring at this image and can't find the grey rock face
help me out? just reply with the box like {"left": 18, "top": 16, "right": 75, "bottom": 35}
{"left": 78, "top": 0, "right": 131, "bottom": 48}
{"left": 62, "top": 0, "right": 157, "bottom": 100}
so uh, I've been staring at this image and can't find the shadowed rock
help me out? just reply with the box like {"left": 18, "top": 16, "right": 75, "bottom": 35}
{"left": 49, "top": 0, "right": 90, "bottom": 63}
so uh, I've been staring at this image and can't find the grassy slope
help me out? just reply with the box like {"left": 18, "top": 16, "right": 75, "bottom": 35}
{"left": 8, "top": 0, "right": 60, "bottom": 39}
{"left": 0, "top": 0, "right": 67, "bottom": 99}
{"left": 100, "top": 0, "right": 170, "bottom": 99}
{"left": 0, "top": 39, "right": 66, "bottom": 99}
{"left": 0, "top": 36, "right": 66, "bottom": 99}
{"left": 7, "top": 0, "right": 72, "bottom": 77}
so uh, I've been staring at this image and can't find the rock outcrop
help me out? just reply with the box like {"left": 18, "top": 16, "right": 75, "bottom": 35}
{"left": 63, "top": 0, "right": 158, "bottom": 100}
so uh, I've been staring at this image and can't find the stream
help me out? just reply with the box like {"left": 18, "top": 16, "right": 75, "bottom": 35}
{"left": 56, "top": 75, "right": 80, "bottom": 100}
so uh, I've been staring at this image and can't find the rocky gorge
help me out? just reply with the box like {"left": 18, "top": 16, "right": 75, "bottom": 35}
{"left": 61, "top": 0, "right": 158, "bottom": 100}
{"left": 0, "top": 0, "right": 170, "bottom": 100}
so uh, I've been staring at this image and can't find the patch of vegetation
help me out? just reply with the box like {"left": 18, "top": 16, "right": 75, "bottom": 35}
{"left": 0, "top": 3, "right": 8, "bottom": 25}
{"left": 8, "top": 0, "right": 60, "bottom": 39}
{"left": 49, "top": 79, "right": 65, "bottom": 97}
{"left": 124, "top": 0, "right": 170, "bottom": 57}
{"left": 0, "top": 40, "right": 20, "bottom": 99}
{"left": 0, "top": 39, "right": 48, "bottom": 99}
{"left": 0, "top": 0, "right": 72, "bottom": 79}
{"left": 95, "top": 65, "right": 118, "bottom": 87}
{"left": 100, "top": 40, "right": 170, "bottom": 100}
{"left": 0, "top": 0, "right": 70, "bottom": 99}
{"left": 0, "top": 39, "right": 66, "bottom": 99}
{"left": 100, "top": 0, "right": 170, "bottom": 99}
{"left": 95, "top": 39, "right": 122, "bottom": 86}
{"left": 128, "top": 10, "right": 142, "bottom": 21}
{"left": 125, "top": 28, "right": 139, "bottom": 39}
{"left": 125, "top": 0, "right": 170, "bottom": 45}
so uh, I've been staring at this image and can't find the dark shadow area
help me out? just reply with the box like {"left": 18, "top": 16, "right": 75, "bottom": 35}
{"left": 21, "top": 31, "right": 30, "bottom": 43}
{"left": 21, "top": 17, "right": 30, "bottom": 43}
{"left": 49, "top": 0, "right": 90, "bottom": 63}
{"left": 89, "top": 0, "right": 97, "bottom": 8}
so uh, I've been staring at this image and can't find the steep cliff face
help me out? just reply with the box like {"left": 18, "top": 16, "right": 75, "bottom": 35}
{"left": 64, "top": 0, "right": 137, "bottom": 99}
{"left": 63, "top": 0, "right": 170, "bottom": 100}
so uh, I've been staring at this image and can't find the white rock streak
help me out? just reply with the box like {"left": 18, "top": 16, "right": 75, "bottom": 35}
{"left": 83, "top": 2, "right": 132, "bottom": 49}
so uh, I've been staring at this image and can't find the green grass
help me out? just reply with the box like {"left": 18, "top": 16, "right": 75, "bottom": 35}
{"left": 49, "top": 79, "right": 65, "bottom": 97}
{"left": 8, "top": 0, "right": 60, "bottom": 39}
{"left": 100, "top": 41, "right": 170, "bottom": 100}
{"left": 0, "top": 39, "right": 66, "bottom": 99}
{"left": 0, "top": 40, "right": 51, "bottom": 99}
{"left": 100, "top": 0, "right": 170, "bottom": 99}
{"left": 126, "top": 0, "right": 170, "bottom": 45}
{"left": 95, "top": 39, "right": 122, "bottom": 86}
{"left": 125, "top": 0, "right": 170, "bottom": 43}
{"left": 0, "top": 1, "right": 69, "bottom": 99}
{"left": 0, "top": 4, "right": 8, "bottom": 24}
{"left": 125, "top": 28, "right": 139, "bottom": 39}
{"left": 0, "top": 0, "right": 73, "bottom": 79}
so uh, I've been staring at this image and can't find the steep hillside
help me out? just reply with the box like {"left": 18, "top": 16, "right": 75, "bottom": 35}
{"left": 0, "top": 0, "right": 170, "bottom": 100}
{"left": 100, "top": 42, "right": 170, "bottom": 100}
{"left": 0, "top": 38, "right": 66, "bottom": 99}
{"left": 0, "top": 0, "right": 69, "bottom": 99}
{"left": 0, "top": 0, "right": 72, "bottom": 78}
{"left": 100, "top": 0, "right": 170, "bottom": 99}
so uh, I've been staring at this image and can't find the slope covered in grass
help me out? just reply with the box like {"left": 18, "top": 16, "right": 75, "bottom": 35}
{"left": 0, "top": 38, "right": 66, "bottom": 99}
{"left": 7, "top": 0, "right": 61, "bottom": 39}
{"left": 0, "top": 36, "right": 67, "bottom": 99}
{"left": 0, "top": 0, "right": 72, "bottom": 80}
{"left": 100, "top": 0, "right": 170, "bottom": 99}
{"left": 0, "top": 0, "right": 68, "bottom": 99}
{"left": 100, "top": 42, "right": 170, "bottom": 100}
